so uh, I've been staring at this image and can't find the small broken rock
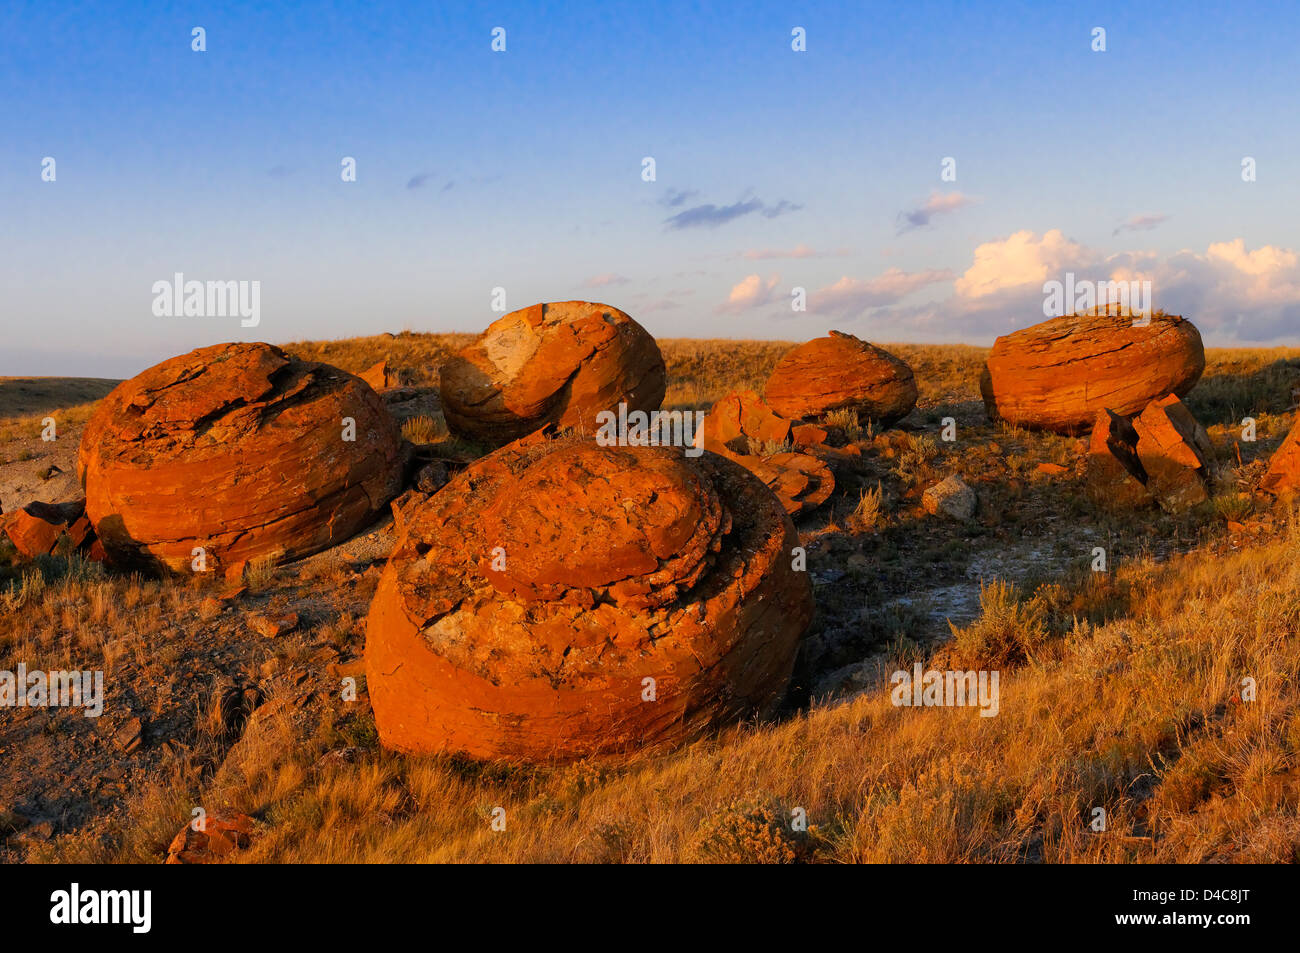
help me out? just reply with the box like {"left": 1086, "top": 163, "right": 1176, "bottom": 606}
{"left": 165, "top": 809, "right": 257, "bottom": 864}
{"left": 922, "top": 474, "right": 977, "bottom": 521}
{"left": 1132, "top": 394, "right": 1213, "bottom": 512}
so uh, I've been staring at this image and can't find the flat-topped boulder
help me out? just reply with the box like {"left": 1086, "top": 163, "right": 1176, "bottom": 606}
{"left": 439, "top": 301, "right": 666, "bottom": 446}
{"left": 77, "top": 342, "right": 405, "bottom": 575}
{"left": 981, "top": 313, "right": 1205, "bottom": 433}
{"left": 364, "top": 435, "right": 813, "bottom": 762}
{"left": 763, "top": 331, "right": 917, "bottom": 426}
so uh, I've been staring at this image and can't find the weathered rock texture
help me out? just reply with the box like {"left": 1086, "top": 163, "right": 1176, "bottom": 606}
{"left": 1085, "top": 395, "right": 1213, "bottom": 512}
{"left": 922, "top": 474, "right": 976, "bottom": 521}
{"left": 764, "top": 331, "right": 917, "bottom": 425}
{"left": 365, "top": 435, "right": 813, "bottom": 762}
{"left": 697, "top": 389, "right": 835, "bottom": 515}
{"left": 705, "top": 389, "right": 792, "bottom": 453}
{"left": 1086, "top": 409, "right": 1154, "bottom": 509}
{"left": 165, "top": 810, "right": 257, "bottom": 864}
{"left": 981, "top": 313, "right": 1205, "bottom": 433}
{"left": 1261, "top": 418, "right": 1300, "bottom": 497}
{"left": 77, "top": 343, "right": 405, "bottom": 575}
{"left": 1, "top": 498, "right": 101, "bottom": 560}
{"left": 439, "top": 301, "right": 667, "bottom": 446}
{"left": 1132, "top": 394, "right": 1214, "bottom": 511}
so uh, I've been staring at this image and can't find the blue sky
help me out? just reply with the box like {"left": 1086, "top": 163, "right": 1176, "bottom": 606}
{"left": 3, "top": 0, "right": 1299, "bottom": 376}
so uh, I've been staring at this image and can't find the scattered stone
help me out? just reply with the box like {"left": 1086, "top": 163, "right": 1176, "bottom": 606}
{"left": 413, "top": 459, "right": 450, "bottom": 495}
{"left": 764, "top": 331, "right": 918, "bottom": 426}
{"left": 1086, "top": 409, "right": 1154, "bottom": 509}
{"left": 77, "top": 342, "right": 405, "bottom": 575}
{"left": 311, "top": 747, "right": 365, "bottom": 773}
{"left": 1132, "top": 394, "right": 1213, "bottom": 512}
{"left": 114, "top": 716, "right": 143, "bottom": 754}
{"left": 1036, "top": 463, "right": 1069, "bottom": 476}
{"left": 250, "top": 611, "right": 299, "bottom": 639}
{"left": 439, "top": 301, "right": 667, "bottom": 447}
{"left": 981, "top": 313, "right": 1205, "bottom": 433}
{"left": 922, "top": 474, "right": 977, "bottom": 521}
{"left": 365, "top": 434, "right": 813, "bottom": 762}
{"left": 165, "top": 809, "right": 257, "bottom": 864}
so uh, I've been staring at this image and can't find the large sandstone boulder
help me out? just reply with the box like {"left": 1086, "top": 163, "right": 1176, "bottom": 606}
{"left": 365, "top": 434, "right": 813, "bottom": 762}
{"left": 764, "top": 331, "right": 917, "bottom": 426}
{"left": 439, "top": 301, "right": 666, "bottom": 447}
{"left": 981, "top": 313, "right": 1205, "bottom": 433}
{"left": 1261, "top": 418, "right": 1300, "bottom": 497}
{"left": 77, "top": 343, "right": 404, "bottom": 575}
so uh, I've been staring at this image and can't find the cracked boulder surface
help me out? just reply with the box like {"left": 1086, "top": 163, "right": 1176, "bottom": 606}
{"left": 438, "top": 301, "right": 667, "bottom": 447}
{"left": 980, "top": 313, "right": 1205, "bottom": 434}
{"left": 696, "top": 389, "right": 835, "bottom": 516}
{"left": 76, "top": 342, "right": 405, "bottom": 575}
{"left": 763, "top": 331, "right": 918, "bottom": 426}
{"left": 364, "top": 434, "right": 813, "bottom": 762}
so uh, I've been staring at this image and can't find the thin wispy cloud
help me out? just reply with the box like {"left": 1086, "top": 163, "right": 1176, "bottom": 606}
{"left": 896, "top": 191, "right": 976, "bottom": 234}
{"left": 406, "top": 172, "right": 435, "bottom": 190}
{"left": 583, "top": 273, "right": 631, "bottom": 288}
{"left": 660, "top": 188, "right": 699, "bottom": 208}
{"left": 742, "top": 244, "right": 851, "bottom": 260}
{"left": 1113, "top": 213, "right": 1169, "bottom": 236}
{"left": 666, "top": 194, "right": 802, "bottom": 230}
{"left": 813, "top": 268, "right": 954, "bottom": 315}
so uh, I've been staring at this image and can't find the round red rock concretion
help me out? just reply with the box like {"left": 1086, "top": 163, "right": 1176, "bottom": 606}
{"left": 77, "top": 342, "right": 405, "bottom": 575}
{"left": 439, "top": 301, "right": 667, "bottom": 447}
{"left": 364, "top": 435, "right": 814, "bottom": 762}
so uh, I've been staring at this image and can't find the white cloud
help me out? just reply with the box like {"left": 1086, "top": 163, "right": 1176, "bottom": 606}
{"left": 717, "top": 273, "right": 781, "bottom": 313}
{"left": 954, "top": 229, "right": 1091, "bottom": 299}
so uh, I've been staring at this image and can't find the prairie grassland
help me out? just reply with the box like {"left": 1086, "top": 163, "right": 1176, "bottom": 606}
{"left": 4, "top": 335, "right": 1300, "bottom": 864}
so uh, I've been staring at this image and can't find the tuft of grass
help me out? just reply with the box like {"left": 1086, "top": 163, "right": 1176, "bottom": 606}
{"left": 401, "top": 414, "right": 446, "bottom": 445}
{"left": 847, "top": 482, "right": 884, "bottom": 533}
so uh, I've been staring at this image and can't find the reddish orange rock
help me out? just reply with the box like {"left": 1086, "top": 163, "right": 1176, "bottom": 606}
{"left": 1132, "top": 394, "right": 1214, "bottom": 512}
{"left": 439, "top": 301, "right": 666, "bottom": 447}
{"left": 764, "top": 331, "right": 917, "bottom": 426}
{"left": 1086, "top": 409, "right": 1154, "bottom": 509}
{"left": 358, "top": 360, "right": 392, "bottom": 390}
{"left": 165, "top": 810, "right": 257, "bottom": 864}
{"left": 365, "top": 435, "right": 813, "bottom": 762}
{"left": 1260, "top": 418, "right": 1300, "bottom": 497}
{"left": 981, "top": 313, "right": 1205, "bottom": 434}
{"left": 703, "top": 389, "right": 791, "bottom": 453}
{"left": 77, "top": 343, "right": 405, "bottom": 575}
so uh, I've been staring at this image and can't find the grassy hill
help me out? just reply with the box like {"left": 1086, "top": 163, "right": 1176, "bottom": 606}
{"left": 3, "top": 336, "right": 1299, "bottom": 863}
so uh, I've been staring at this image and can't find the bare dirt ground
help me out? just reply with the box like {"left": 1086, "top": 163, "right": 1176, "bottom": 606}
{"left": 2, "top": 337, "right": 1299, "bottom": 863}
